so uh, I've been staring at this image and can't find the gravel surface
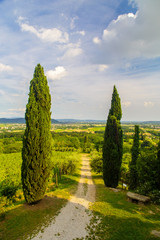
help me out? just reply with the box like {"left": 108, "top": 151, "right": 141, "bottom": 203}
{"left": 31, "top": 155, "right": 96, "bottom": 240}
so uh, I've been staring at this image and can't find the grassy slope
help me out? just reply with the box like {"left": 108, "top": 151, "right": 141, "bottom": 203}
{"left": 0, "top": 160, "right": 81, "bottom": 240}
{"left": 88, "top": 174, "right": 160, "bottom": 240}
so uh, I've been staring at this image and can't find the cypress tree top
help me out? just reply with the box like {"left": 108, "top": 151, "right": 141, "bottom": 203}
{"left": 109, "top": 85, "right": 122, "bottom": 121}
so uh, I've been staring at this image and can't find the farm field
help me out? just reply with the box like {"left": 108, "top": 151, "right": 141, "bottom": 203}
{"left": 0, "top": 122, "right": 160, "bottom": 239}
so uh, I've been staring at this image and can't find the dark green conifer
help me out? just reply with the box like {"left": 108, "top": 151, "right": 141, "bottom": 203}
{"left": 156, "top": 140, "right": 160, "bottom": 189}
{"left": 103, "top": 85, "right": 123, "bottom": 188}
{"left": 109, "top": 85, "right": 122, "bottom": 121}
{"left": 129, "top": 125, "right": 140, "bottom": 190}
{"left": 157, "top": 140, "right": 160, "bottom": 161}
{"left": 21, "top": 64, "right": 52, "bottom": 204}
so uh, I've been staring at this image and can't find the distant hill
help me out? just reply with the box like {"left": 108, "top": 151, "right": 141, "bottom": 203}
{"left": 56, "top": 119, "right": 106, "bottom": 124}
{"left": 0, "top": 118, "right": 160, "bottom": 125}
{"left": 122, "top": 121, "right": 160, "bottom": 125}
{"left": 0, "top": 118, "right": 59, "bottom": 124}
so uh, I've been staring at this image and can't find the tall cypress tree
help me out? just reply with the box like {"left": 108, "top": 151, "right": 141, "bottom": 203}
{"left": 22, "top": 64, "right": 52, "bottom": 204}
{"left": 129, "top": 125, "right": 139, "bottom": 190}
{"left": 103, "top": 85, "right": 123, "bottom": 188}
{"left": 156, "top": 140, "right": 160, "bottom": 190}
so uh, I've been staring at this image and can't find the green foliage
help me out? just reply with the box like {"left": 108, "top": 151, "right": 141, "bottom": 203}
{"left": 141, "top": 137, "right": 156, "bottom": 150}
{"left": 90, "top": 150, "right": 103, "bottom": 173}
{"left": 51, "top": 151, "right": 80, "bottom": 176}
{"left": 22, "top": 64, "right": 52, "bottom": 204}
{"left": 0, "top": 153, "right": 22, "bottom": 187}
{"left": 103, "top": 86, "right": 123, "bottom": 188}
{"left": 123, "top": 141, "right": 132, "bottom": 154}
{"left": 103, "top": 114, "right": 123, "bottom": 187}
{"left": 120, "top": 153, "right": 131, "bottom": 186}
{"left": 129, "top": 125, "right": 140, "bottom": 190}
{"left": 157, "top": 140, "right": 160, "bottom": 160}
{"left": 52, "top": 135, "right": 80, "bottom": 152}
{"left": 0, "top": 150, "right": 80, "bottom": 205}
{"left": 0, "top": 138, "right": 22, "bottom": 154}
{"left": 0, "top": 184, "right": 18, "bottom": 199}
{"left": 109, "top": 85, "right": 122, "bottom": 121}
{"left": 51, "top": 131, "right": 102, "bottom": 153}
{"left": 3, "top": 141, "right": 22, "bottom": 153}
{"left": 136, "top": 151, "right": 160, "bottom": 202}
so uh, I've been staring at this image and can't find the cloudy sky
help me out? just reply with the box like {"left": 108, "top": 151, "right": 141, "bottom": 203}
{"left": 0, "top": 0, "right": 160, "bottom": 121}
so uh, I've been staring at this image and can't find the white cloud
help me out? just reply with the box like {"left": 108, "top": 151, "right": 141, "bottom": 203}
{"left": 60, "top": 47, "right": 83, "bottom": 60}
{"left": 144, "top": 101, "right": 154, "bottom": 107}
{"left": 46, "top": 66, "right": 67, "bottom": 80}
{"left": 70, "top": 16, "right": 79, "bottom": 30}
{"left": 122, "top": 101, "right": 131, "bottom": 108}
{"left": 94, "top": 0, "right": 160, "bottom": 63}
{"left": 8, "top": 108, "right": 25, "bottom": 112}
{"left": 98, "top": 64, "right": 109, "bottom": 72}
{"left": 0, "top": 90, "right": 5, "bottom": 96}
{"left": 0, "top": 63, "right": 13, "bottom": 72}
{"left": 76, "top": 31, "right": 85, "bottom": 36}
{"left": 93, "top": 37, "right": 101, "bottom": 44}
{"left": 18, "top": 17, "right": 69, "bottom": 43}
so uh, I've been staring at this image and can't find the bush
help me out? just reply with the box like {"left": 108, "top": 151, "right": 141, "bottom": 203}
{"left": 136, "top": 151, "right": 160, "bottom": 203}
{"left": 149, "top": 190, "right": 160, "bottom": 204}
{"left": 60, "top": 159, "right": 77, "bottom": 175}
{"left": 1, "top": 185, "right": 18, "bottom": 199}
{"left": 0, "top": 196, "right": 11, "bottom": 212}
{"left": 90, "top": 151, "right": 103, "bottom": 173}
{"left": 137, "top": 151, "right": 159, "bottom": 191}
{"left": 0, "top": 179, "right": 18, "bottom": 199}
{"left": 0, "top": 212, "right": 6, "bottom": 221}
{"left": 51, "top": 151, "right": 80, "bottom": 176}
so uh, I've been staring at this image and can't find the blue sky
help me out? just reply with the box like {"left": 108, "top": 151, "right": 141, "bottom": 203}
{"left": 0, "top": 0, "right": 160, "bottom": 121}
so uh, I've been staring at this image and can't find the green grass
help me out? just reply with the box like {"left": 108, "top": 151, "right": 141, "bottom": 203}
{"left": 87, "top": 174, "right": 160, "bottom": 240}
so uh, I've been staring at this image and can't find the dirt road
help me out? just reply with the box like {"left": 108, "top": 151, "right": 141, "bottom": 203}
{"left": 31, "top": 155, "right": 96, "bottom": 240}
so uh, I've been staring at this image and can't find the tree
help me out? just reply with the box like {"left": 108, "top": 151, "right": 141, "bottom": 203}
{"left": 129, "top": 125, "right": 140, "bottom": 190}
{"left": 103, "top": 85, "right": 123, "bottom": 188}
{"left": 21, "top": 64, "right": 52, "bottom": 204}
{"left": 109, "top": 85, "right": 122, "bottom": 120}
{"left": 156, "top": 140, "right": 160, "bottom": 189}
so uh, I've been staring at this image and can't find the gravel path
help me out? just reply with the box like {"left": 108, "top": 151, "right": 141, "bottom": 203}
{"left": 31, "top": 155, "right": 96, "bottom": 240}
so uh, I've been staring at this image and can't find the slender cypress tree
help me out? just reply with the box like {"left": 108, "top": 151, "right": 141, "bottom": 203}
{"left": 109, "top": 86, "right": 122, "bottom": 121}
{"left": 129, "top": 125, "right": 139, "bottom": 190}
{"left": 157, "top": 140, "right": 160, "bottom": 161}
{"left": 22, "top": 64, "right": 52, "bottom": 204}
{"left": 103, "top": 85, "right": 123, "bottom": 188}
{"left": 156, "top": 140, "right": 160, "bottom": 189}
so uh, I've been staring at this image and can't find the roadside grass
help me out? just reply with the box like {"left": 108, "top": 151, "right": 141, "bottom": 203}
{"left": 88, "top": 173, "right": 160, "bottom": 240}
{"left": 0, "top": 155, "right": 82, "bottom": 240}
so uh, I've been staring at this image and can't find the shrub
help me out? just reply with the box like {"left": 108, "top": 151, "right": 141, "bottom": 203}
{"left": 136, "top": 150, "right": 160, "bottom": 204}
{"left": 90, "top": 150, "right": 103, "bottom": 173}
{"left": 0, "top": 179, "right": 18, "bottom": 199}
{"left": 1, "top": 185, "right": 18, "bottom": 199}
{"left": 51, "top": 151, "right": 80, "bottom": 178}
